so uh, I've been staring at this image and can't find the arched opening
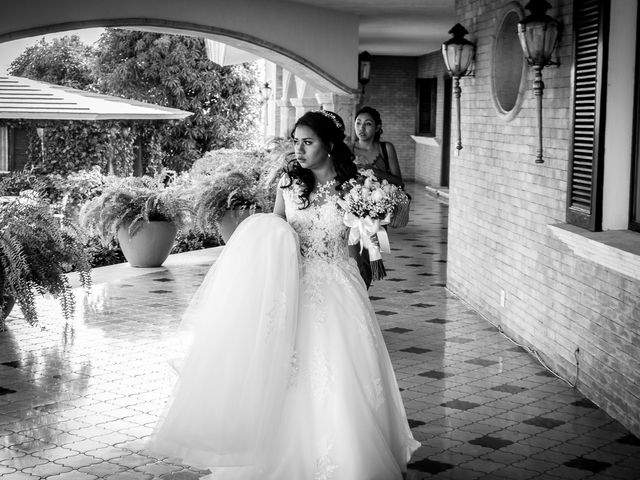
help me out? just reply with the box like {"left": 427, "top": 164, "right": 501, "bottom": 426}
{"left": 0, "top": 0, "right": 359, "bottom": 94}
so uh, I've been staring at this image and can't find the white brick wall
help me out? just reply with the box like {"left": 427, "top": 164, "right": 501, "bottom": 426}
{"left": 356, "top": 56, "right": 418, "bottom": 181}
{"left": 415, "top": 51, "right": 449, "bottom": 186}
{"left": 440, "top": 0, "right": 640, "bottom": 436}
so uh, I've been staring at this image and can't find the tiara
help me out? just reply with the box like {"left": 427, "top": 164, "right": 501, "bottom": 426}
{"left": 314, "top": 109, "right": 344, "bottom": 132}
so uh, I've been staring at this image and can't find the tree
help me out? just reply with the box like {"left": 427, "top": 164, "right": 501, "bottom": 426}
{"left": 94, "top": 29, "right": 260, "bottom": 171}
{"left": 9, "top": 35, "right": 95, "bottom": 89}
{"left": 7, "top": 30, "right": 260, "bottom": 174}
{"left": 8, "top": 35, "right": 126, "bottom": 175}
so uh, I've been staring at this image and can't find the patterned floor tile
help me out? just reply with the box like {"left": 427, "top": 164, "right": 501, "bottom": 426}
{"left": 401, "top": 347, "right": 432, "bottom": 354}
{"left": 0, "top": 184, "right": 638, "bottom": 478}
{"left": 420, "top": 370, "right": 454, "bottom": 380}
{"left": 564, "top": 456, "right": 613, "bottom": 473}
{"left": 468, "top": 435, "right": 515, "bottom": 450}
{"left": 491, "top": 384, "right": 529, "bottom": 394}
{"left": 408, "top": 457, "right": 455, "bottom": 474}
{"left": 386, "top": 327, "right": 413, "bottom": 333}
{"left": 616, "top": 434, "right": 640, "bottom": 446}
{"left": 465, "top": 358, "right": 500, "bottom": 367}
{"left": 523, "top": 416, "right": 567, "bottom": 429}
{"left": 441, "top": 399, "right": 482, "bottom": 411}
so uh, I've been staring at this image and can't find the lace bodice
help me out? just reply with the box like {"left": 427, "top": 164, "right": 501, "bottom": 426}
{"left": 281, "top": 177, "right": 350, "bottom": 264}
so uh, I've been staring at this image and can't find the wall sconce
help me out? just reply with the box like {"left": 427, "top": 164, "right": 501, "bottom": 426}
{"left": 442, "top": 23, "right": 476, "bottom": 151}
{"left": 518, "top": 0, "right": 560, "bottom": 164}
{"left": 358, "top": 51, "right": 372, "bottom": 94}
{"left": 260, "top": 82, "right": 272, "bottom": 104}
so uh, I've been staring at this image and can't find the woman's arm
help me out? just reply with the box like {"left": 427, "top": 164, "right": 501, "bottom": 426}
{"left": 273, "top": 185, "right": 286, "bottom": 219}
{"left": 373, "top": 142, "right": 403, "bottom": 186}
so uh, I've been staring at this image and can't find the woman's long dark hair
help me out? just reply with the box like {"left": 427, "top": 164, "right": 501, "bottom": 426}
{"left": 281, "top": 110, "right": 357, "bottom": 208}
{"left": 355, "top": 106, "right": 383, "bottom": 142}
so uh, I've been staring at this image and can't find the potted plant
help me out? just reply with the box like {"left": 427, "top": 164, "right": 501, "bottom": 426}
{"left": 80, "top": 174, "right": 194, "bottom": 267}
{"left": 0, "top": 195, "right": 92, "bottom": 330}
{"left": 192, "top": 141, "right": 290, "bottom": 242}
{"left": 195, "top": 170, "right": 265, "bottom": 242}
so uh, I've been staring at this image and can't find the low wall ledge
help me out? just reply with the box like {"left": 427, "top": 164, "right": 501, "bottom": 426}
{"left": 410, "top": 135, "right": 439, "bottom": 147}
{"left": 548, "top": 223, "right": 640, "bottom": 282}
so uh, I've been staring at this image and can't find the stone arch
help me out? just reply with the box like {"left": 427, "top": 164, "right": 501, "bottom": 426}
{"left": 0, "top": 0, "right": 359, "bottom": 94}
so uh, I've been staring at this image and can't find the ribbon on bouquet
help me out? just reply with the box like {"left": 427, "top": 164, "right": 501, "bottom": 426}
{"left": 343, "top": 212, "right": 391, "bottom": 281}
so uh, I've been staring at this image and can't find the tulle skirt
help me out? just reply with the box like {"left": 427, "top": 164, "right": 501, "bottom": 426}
{"left": 149, "top": 213, "right": 419, "bottom": 479}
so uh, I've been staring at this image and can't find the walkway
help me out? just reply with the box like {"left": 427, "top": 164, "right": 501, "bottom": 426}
{"left": 1, "top": 184, "right": 639, "bottom": 479}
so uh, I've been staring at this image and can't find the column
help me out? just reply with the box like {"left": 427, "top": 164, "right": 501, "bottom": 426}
{"left": 277, "top": 98, "right": 296, "bottom": 137}
{"left": 315, "top": 92, "right": 361, "bottom": 143}
{"left": 289, "top": 97, "right": 320, "bottom": 122}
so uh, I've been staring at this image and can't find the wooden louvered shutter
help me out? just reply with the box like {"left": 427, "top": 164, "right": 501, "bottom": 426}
{"left": 567, "top": 0, "right": 610, "bottom": 231}
{"left": 632, "top": 18, "right": 640, "bottom": 231}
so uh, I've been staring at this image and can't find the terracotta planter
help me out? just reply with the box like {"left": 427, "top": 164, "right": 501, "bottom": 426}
{"left": 117, "top": 221, "right": 178, "bottom": 268}
{"left": 218, "top": 208, "right": 260, "bottom": 244}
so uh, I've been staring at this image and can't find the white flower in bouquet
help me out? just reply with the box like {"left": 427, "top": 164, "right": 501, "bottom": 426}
{"left": 371, "top": 187, "right": 385, "bottom": 203}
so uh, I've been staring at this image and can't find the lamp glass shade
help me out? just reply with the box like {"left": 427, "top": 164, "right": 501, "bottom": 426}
{"left": 442, "top": 42, "right": 475, "bottom": 77}
{"left": 359, "top": 61, "right": 371, "bottom": 82}
{"left": 260, "top": 83, "right": 272, "bottom": 102}
{"left": 358, "top": 51, "right": 372, "bottom": 84}
{"left": 517, "top": 17, "right": 559, "bottom": 66}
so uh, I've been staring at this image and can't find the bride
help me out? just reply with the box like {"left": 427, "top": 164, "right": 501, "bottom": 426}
{"left": 149, "top": 110, "right": 420, "bottom": 479}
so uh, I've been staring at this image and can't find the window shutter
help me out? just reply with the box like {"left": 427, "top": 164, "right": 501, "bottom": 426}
{"left": 566, "top": 0, "right": 609, "bottom": 231}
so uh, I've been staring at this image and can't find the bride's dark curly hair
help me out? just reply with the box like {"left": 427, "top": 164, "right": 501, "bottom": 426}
{"left": 281, "top": 110, "right": 358, "bottom": 208}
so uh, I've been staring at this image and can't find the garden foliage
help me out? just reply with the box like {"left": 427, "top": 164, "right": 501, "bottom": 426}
{"left": 8, "top": 30, "right": 260, "bottom": 174}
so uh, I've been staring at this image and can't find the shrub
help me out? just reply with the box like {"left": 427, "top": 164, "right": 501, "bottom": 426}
{"left": 83, "top": 235, "right": 126, "bottom": 268}
{"left": 171, "top": 229, "right": 221, "bottom": 254}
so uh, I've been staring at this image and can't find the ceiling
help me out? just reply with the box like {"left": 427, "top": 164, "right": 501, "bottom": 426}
{"left": 289, "top": 0, "right": 457, "bottom": 56}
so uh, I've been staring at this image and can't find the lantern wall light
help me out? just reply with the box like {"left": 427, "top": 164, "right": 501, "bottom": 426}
{"left": 358, "top": 51, "right": 372, "bottom": 94}
{"left": 260, "top": 82, "right": 272, "bottom": 104}
{"left": 442, "top": 23, "right": 476, "bottom": 151}
{"left": 518, "top": 0, "right": 560, "bottom": 163}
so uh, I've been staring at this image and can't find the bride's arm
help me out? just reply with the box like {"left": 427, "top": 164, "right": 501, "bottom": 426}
{"left": 273, "top": 186, "right": 286, "bottom": 219}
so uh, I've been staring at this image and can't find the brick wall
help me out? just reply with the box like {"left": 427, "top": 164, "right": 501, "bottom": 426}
{"left": 415, "top": 51, "right": 449, "bottom": 186}
{"left": 358, "top": 56, "right": 417, "bottom": 180}
{"left": 447, "top": 0, "right": 640, "bottom": 436}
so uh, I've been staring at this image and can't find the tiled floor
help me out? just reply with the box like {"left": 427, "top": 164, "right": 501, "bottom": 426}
{"left": 1, "top": 184, "right": 640, "bottom": 479}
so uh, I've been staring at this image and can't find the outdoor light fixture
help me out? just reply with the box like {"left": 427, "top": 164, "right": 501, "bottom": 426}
{"left": 260, "top": 82, "right": 272, "bottom": 104}
{"left": 358, "top": 51, "right": 372, "bottom": 94}
{"left": 518, "top": 0, "right": 560, "bottom": 163}
{"left": 442, "top": 23, "right": 476, "bottom": 151}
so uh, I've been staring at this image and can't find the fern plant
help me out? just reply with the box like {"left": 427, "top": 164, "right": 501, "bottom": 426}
{"left": 192, "top": 140, "right": 291, "bottom": 231}
{"left": 0, "top": 197, "right": 92, "bottom": 330}
{"left": 195, "top": 171, "right": 265, "bottom": 230}
{"left": 79, "top": 175, "right": 194, "bottom": 244}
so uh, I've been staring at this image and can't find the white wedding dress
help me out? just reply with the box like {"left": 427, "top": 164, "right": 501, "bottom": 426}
{"left": 149, "top": 178, "right": 420, "bottom": 479}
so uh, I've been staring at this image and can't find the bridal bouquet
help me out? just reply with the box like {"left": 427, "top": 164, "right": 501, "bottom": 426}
{"left": 338, "top": 169, "right": 407, "bottom": 280}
